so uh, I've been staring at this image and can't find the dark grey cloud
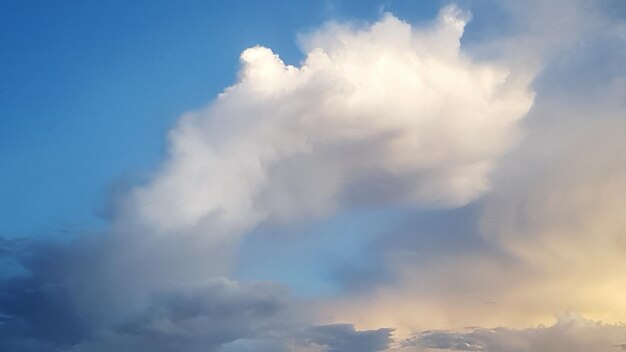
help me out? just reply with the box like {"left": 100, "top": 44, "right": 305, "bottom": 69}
{"left": 417, "top": 331, "right": 484, "bottom": 351}
{"left": 304, "top": 324, "right": 393, "bottom": 352}
{"left": 0, "top": 241, "right": 86, "bottom": 352}
{"left": 66, "top": 278, "right": 293, "bottom": 352}
{"left": 0, "top": 238, "right": 393, "bottom": 352}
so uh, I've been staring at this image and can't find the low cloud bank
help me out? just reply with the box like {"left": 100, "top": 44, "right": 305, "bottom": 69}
{"left": 407, "top": 313, "right": 626, "bottom": 352}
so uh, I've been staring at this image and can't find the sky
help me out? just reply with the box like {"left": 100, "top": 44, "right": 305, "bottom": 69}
{"left": 1, "top": 0, "right": 626, "bottom": 351}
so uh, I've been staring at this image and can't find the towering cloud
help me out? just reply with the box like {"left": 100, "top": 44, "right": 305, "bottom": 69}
{"left": 122, "top": 5, "right": 533, "bottom": 236}
{"left": 80, "top": 5, "right": 534, "bottom": 329}
{"left": 310, "top": 0, "right": 626, "bottom": 342}
{"left": 0, "top": 6, "right": 536, "bottom": 351}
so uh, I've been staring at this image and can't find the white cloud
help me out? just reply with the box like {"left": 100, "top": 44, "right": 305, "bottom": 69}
{"left": 22, "top": 4, "right": 534, "bottom": 338}
{"left": 121, "top": 5, "right": 533, "bottom": 241}
{"left": 12, "top": 2, "right": 626, "bottom": 351}
{"left": 68, "top": 4, "right": 538, "bottom": 338}
{"left": 312, "top": 0, "right": 626, "bottom": 336}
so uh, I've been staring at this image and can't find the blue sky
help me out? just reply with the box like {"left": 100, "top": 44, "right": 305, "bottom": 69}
{"left": 2, "top": 1, "right": 626, "bottom": 352}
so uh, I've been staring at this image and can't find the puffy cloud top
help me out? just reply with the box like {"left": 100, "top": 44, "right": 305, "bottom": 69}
{"left": 123, "top": 6, "right": 533, "bottom": 240}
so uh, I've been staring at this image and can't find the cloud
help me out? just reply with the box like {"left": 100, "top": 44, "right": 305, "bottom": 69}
{"left": 121, "top": 4, "right": 532, "bottom": 239}
{"left": 5, "top": 7, "right": 527, "bottom": 350}
{"left": 0, "top": 244, "right": 392, "bottom": 352}
{"left": 4, "top": 1, "right": 625, "bottom": 351}
{"left": 48, "top": 4, "right": 531, "bottom": 337}
{"left": 66, "top": 278, "right": 303, "bottom": 352}
{"left": 476, "top": 0, "right": 626, "bottom": 324}
{"left": 304, "top": 324, "right": 393, "bottom": 352}
{"left": 305, "top": 0, "right": 626, "bottom": 336}
{"left": 404, "top": 313, "right": 626, "bottom": 352}
{"left": 0, "top": 241, "right": 87, "bottom": 352}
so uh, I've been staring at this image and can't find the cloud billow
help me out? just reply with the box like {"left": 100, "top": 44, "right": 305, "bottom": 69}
{"left": 68, "top": 5, "right": 532, "bottom": 340}
{"left": 4, "top": 6, "right": 530, "bottom": 351}
{"left": 124, "top": 5, "right": 533, "bottom": 238}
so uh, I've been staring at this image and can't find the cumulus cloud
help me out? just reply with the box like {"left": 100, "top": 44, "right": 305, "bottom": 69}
{"left": 121, "top": 4, "right": 532, "bottom": 238}
{"left": 2, "top": 5, "right": 535, "bottom": 351}
{"left": 307, "top": 0, "right": 626, "bottom": 336}
{"left": 64, "top": 3, "right": 531, "bottom": 333}
{"left": 476, "top": 0, "right": 626, "bottom": 324}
